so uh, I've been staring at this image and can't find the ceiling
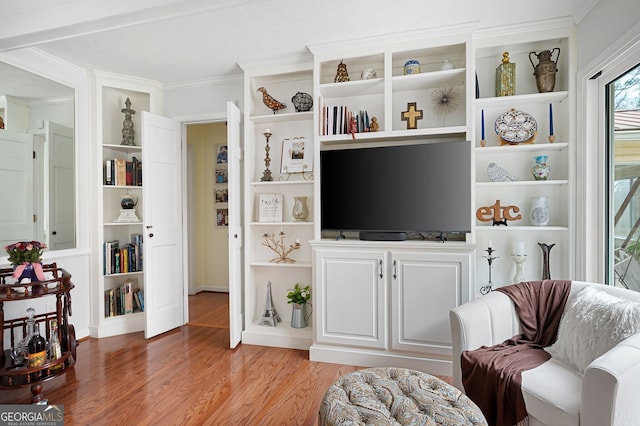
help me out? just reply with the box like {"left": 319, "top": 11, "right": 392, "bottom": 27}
{"left": 0, "top": 0, "right": 598, "bottom": 94}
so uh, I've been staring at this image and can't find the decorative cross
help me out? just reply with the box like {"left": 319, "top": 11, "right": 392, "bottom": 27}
{"left": 401, "top": 102, "right": 423, "bottom": 130}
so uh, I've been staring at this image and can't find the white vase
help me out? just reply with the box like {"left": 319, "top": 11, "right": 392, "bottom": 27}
{"left": 292, "top": 196, "right": 309, "bottom": 221}
{"left": 530, "top": 196, "right": 550, "bottom": 226}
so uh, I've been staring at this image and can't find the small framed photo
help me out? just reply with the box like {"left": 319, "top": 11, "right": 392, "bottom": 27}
{"left": 215, "top": 188, "right": 228, "bottom": 203}
{"left": 216, "top": 208, "right": 229, "bottom": 227}
{"left": 258, "top": 193, "right": 283, "bottom": 222}
{"left": 215, "top": 168, "right": 228, "bottom": 183}
{"left": 281, "top": 137, "right": 313, "bottom": 174}
{"left": 216, "top": 145, "right": 228, "bottom": 164}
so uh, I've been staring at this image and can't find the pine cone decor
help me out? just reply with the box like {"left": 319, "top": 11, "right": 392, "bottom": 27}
{"left": 257, "top": 87, "right": 287, "bottom": 114}
{"left": 334, "top": 61, "right": 350, "bottom": 83}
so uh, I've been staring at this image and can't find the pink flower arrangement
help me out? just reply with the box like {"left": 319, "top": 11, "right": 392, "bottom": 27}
{"left": 5, "top": 241, "right": 47, "bottom": 265}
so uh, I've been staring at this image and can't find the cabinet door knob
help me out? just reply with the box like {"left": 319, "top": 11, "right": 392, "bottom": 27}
{"left": 148, "top": 233, "right": 154, "bottom": 238}
{"left": 52, "top": 231, "right": 57, "bottom": 235}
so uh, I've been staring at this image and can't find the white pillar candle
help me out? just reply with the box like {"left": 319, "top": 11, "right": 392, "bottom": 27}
{"left": 513, "top": 241, "right": 526, "bottom": 256}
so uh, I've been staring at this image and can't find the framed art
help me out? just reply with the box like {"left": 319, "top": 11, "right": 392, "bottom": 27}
{"left": 280, "top": 137, "right": 313, "bottom": 174}
{"left": 215, "top": 188, "right": 228, "bottom": 203}
{"left": 215, "top": 168, "right": 228, "bottom": 183}
{"left": 258, "top": 193, "right": 283, "bottom": 222}
{"left": 216, "top": 145, "right": 228, "bottom": 164}
{"left": 216, "top": 208, "right": 229, "bottom": 227}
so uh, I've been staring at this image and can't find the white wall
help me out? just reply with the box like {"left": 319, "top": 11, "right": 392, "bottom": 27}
{"left": 163, "top": 76, "right": 243, "bottom": 120}
{"left": 577, "top": 0, "right": 640, "bottom": 70}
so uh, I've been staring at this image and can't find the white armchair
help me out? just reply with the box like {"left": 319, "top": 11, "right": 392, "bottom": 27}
{"left": 450, "top": 281, "right": 640, "bottom": 426}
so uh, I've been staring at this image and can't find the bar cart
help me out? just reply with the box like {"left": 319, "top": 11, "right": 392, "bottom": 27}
{"left": 0, "top": 263, "right": 77, "bottom": 404}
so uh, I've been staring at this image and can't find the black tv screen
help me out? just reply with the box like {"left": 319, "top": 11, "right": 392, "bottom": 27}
{"left": 320, "top": 140, "right": 471, "bottom": 237}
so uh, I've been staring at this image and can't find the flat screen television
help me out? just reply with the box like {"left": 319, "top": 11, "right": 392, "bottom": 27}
{"left": 320, "top": 140, "right": 471, "bottom": 240}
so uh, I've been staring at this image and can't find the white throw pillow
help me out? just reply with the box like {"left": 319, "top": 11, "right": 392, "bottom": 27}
{"left": 545, "top": 286, "right": 640, "bottom": 373}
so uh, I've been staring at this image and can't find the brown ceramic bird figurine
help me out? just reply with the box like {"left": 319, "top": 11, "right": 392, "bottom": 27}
{"left": 257, "top": 87, "right": 287, "bottom": 114}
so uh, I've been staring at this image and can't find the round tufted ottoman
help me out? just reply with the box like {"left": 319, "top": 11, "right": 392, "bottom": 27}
{"left": 319, "top": 367, "right": 487, "bottom": 426}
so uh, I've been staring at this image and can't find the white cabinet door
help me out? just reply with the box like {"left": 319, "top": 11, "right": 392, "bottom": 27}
{"left": 390, "top": 251, "right": 471, "bottom": 355}
{"left": 47, "top": 121, "right": 75, "bottom": 250}
{"left": 315, "top": 249, "right": 387, "bottom": 349}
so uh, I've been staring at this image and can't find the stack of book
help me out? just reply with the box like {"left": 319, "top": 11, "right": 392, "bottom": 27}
{"left": 320, "top": 105, "right": 371, "bottom": 136}
{"left": 103, "top": 234, "right": 143, "bottom": 275}
{"left": 104, "top": 279, "right": 144, "bottom": 317}
{"left": 104, "top": 157, "right": 142, "bottom": 186}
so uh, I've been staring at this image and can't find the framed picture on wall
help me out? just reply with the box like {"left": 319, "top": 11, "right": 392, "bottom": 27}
{"left": 281, "top": 137, "right": 313, "bottom": 174}
{"left": 216, "top": 145, "right": 228, "bottom": 164}
{"left": 215, "top": 188, "right": 228, "bottom": 203}
{"left": 216, "top": 208, "right": 229, "bottom": 227}
{"left": 215, "top": 168, "right": 228, "bottom": 184}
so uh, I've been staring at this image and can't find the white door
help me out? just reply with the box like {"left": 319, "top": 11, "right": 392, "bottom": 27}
{"left": 142, "top": 111, "right": 184, "bottom": 339}
{"left": 47, "top": 122, "right": 75, "bottom": 250}
{"left": 0, "top": 130, "right": 33, "bottom": 247}
{"left": 227, "top": 102, "right": 244, "bottom": 348}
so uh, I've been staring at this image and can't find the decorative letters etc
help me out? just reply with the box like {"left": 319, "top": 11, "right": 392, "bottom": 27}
{"left": 476, "top": 200, "right": 522, "bottom": 226}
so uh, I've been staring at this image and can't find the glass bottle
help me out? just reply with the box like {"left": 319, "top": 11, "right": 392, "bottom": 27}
{"left": 49, "top": 319, "right": 62, "bottom": 370}
{"left": 28, "top": 320, "right": 47, "bottom": 378}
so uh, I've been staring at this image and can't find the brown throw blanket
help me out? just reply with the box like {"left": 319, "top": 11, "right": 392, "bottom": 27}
{"left": 461, "top": 280, "right": 571, "bottom": 426}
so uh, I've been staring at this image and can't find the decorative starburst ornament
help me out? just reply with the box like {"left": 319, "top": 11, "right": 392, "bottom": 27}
{"left": 430, "top": 85, "right": 461, "bottom": 116}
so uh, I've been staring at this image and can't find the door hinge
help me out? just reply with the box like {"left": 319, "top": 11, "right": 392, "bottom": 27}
{"left": 33, "top": 214, "right": 36, "bottom": 223}
{"left": 33, "top": 151, "right": 36, "bottom": 159}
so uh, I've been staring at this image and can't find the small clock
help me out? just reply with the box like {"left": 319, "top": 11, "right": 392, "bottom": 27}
{"left": 494, "top": 108, "right": 538, "bottom": 144}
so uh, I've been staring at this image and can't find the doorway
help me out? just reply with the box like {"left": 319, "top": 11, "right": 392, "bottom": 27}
{"left": 185, "top": 122, "right": 230, "bottom": 327}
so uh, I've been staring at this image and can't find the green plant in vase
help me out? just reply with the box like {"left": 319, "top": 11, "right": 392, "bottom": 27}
{"left": 286, "top": 283, "right": 311, "bottom": 329}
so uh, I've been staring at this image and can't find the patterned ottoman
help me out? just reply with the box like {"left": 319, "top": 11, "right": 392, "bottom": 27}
{"left": 319, "top": 367, "right": 487, "bottom": 426}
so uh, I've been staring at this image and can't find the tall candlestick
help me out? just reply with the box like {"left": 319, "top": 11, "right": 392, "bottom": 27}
{"left": 548, "top": 103, "right": 555, "bottom": 143}
{"left": 480, "top": 109, "right": 486, "bottom": 147}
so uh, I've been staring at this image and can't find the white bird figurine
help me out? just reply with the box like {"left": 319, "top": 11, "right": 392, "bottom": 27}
{"left": 487, "top": 162, "right": 518, "bottom": 182}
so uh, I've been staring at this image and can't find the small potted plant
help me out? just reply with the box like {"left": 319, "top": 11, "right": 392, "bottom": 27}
{"left": 4, "top": 241, "right": 47, "bottom": 282}
{"left": 286, "top": 283, "right": 311, "bottom": 328}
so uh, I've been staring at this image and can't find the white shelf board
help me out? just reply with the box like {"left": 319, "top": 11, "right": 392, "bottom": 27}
{"left": 250, "top": 261, "right": 312, "bottom": 268}
{"left": 320, "top": 126, "right": 468, "bottom": 144}
{"left": 250, "top": 180, "right": 313, "bottom": 187}
{"left": 476, "top": 226, "right": 569, "bottom": 231}
{"left": 251, "top": 221, "right": 313, "bottom": 226}
{"left": 320, "top": 78, "right": 384, "bottom": 98}
{"left": 476, "top": 180, "right": 569, "bottom": 187}
{"left": 475, "top": 142, "right": 568, "bottom": 154}
{"left": 250, "top": 111, "right": 313, "bottom": 124}
{"left": 102, "top": 143, "right": 142, "bottom": 152}
{"left": 392, "top": 68, "right": 466, "bottom": 92}
{"left": 475, "top": 91, "right": 568, "bottom": 109}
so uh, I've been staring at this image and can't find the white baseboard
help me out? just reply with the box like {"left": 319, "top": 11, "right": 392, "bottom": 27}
{"left": 309, "top": 344, "right": 453, "bottom": 377}
{"left": 189, "top": 286, "right": 229, "bottom": 295}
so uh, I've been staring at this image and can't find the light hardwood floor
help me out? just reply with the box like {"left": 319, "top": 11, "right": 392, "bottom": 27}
{"left": 0, "top": 292, "right": 450, "bottom": 425}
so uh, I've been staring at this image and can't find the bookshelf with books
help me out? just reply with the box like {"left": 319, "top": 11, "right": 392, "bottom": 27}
{"left": 92, "top": 71, "right": 161, "bottom": 338}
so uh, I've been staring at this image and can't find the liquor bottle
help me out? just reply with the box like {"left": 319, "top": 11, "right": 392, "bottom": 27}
{"left": 28, "top": 322, "right": 47, "bottom": 378}
{"left": 48, "top": 319, "right": 63, "bottom": 370}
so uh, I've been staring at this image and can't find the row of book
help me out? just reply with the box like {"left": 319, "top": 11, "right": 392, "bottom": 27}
{"left": 104, "top": 234, "right": 143, "bottom": 275}
{"left": 104, "top": 280, "right": 144, "bottom": 317}
{"left": 104, "top": 157, "right": 142, "bottom": 186}
{"left": 320, "top": 105, "right": 372, "bottom": 136}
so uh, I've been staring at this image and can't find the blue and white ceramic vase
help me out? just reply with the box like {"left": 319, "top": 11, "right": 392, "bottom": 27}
{"left": 403, "top": 60, "right": 421, "bottom": 75}
{"left": 532, "top": 155, "right": 550, "bottom": 180}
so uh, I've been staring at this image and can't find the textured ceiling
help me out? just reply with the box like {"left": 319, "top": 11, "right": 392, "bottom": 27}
{"left": 0, "top": 0, "right": 598, "bottom": 92}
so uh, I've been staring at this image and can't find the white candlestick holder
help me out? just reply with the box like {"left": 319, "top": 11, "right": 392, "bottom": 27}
{"left": 512, "top": 255, "right": 527, "bottom": 283}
